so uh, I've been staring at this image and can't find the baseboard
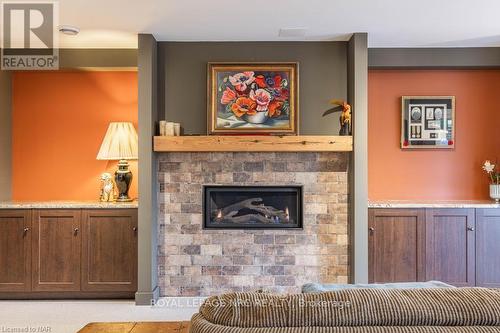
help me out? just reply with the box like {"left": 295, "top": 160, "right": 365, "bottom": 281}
{"left": 134, "top": 286, "right": 160, "bottom": 305}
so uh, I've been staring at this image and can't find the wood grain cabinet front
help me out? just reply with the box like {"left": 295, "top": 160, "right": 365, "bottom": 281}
{"left": 476, "top": 208, "right": 500, "bottom": 288}
{"left": 32, "top": 210, "right": 82, "bottom": 292}
{"left": 425, "top": 208, "right": 475, "bottom": 287}
{"left": 81, "top": 209, "right": 138, "bottom": 292}
{"left": 370, "top": 207, "right": 500, "bottom": 288}
{"left": 368, "top": 208, "right": 426, "bottom": 283}
{"left": 0, "top": 208, "right": 137, "bottom": 299}
{"left": 0, "top": 210, "right": 32, "bottom": 292}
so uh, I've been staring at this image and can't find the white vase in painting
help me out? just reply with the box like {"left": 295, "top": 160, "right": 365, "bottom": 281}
{"left": 490, "top": 184, "right": 500, "bottom": 203}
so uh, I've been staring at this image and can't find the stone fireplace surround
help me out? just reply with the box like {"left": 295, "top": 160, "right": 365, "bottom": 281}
{"left": 157, "top": 152, "right": 349, "bottom": 297}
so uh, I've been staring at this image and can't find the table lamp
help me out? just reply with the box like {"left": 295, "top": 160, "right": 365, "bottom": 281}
{"left": 97, "top": 122, "right": 138, "bottom": 202}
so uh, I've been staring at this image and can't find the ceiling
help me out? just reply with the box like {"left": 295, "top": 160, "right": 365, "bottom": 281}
{"left": 57, "top": 0, "right": 500, "bottom": 48}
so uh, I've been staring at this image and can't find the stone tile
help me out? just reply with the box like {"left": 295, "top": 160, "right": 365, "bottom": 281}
{"left": 253, "top": 172, "right": 275, "bottom": 183}
{"left": 180, "top": 287, "right": 201, "bottom": 296}
{"left": 156, "top": 151, "right": 349, "bottom": 297}
{"left": 244, "top": 161, "right": 264, "bottom": 172}
{"left": 201, "top": 266, "right": 221, "bottom": 276}
{"left": 159, "top": 162, "right": 181, "bottom": 172}
{"left": 286, "top": 162, "right": 307, "bottom": 172}
{"left": 180, "top": 224, "right": 201, "bottom": 234}
{"left": 233, "top": 256, "right": 254, "bottom": 265}
{"left": 254, "top": 234, "right": 274, "bottom": 244}
{"left": 212, "top": 256, "right": 233, "bottom": 265}
{"left": 254, "top": 276, "right": 274, "bottom": 286}
{"left": 164, "top": 234, "right": 193, "bottom": 245}
{"left": 275, "top": 235, "right": 295, "bottom": 244}
{"left": 222, "top": 244, "right": 244, "bottom": 256}
{"left": 275, "top": 276, "right": 296, "bottom": 286}
{"left": 167, "top": 255, "right": 191, "bottom": 266}
{"left": 275, "top": 256, "right": 295, "bottom": 265}
{"left": 240, "top": 266, "right": 262, "bottom": 275}
{"left": 181, "top": 245, "right": 201, "bottom": 255}
{"left": 181, "top": 203, "right": 202, "bottom": 214}
{"left": 254, "top": 256, "right": 274, "bottom": 265}
{"left": 215, "top": 172, "right": 233, "bottom": 183}
{"left": 233, "top": 172, "right": 253, "bottom": 183}
{"left": 233, "top": 275, "right": 254, "bottom": 287}
{"left": 295, "top": 255, "right": 318, "bottom": 266}
{"left": 201, "top": 244, "right": 222, "bottom": 256}
{"left": 222, "top": 266, "right": 242, "bottom": 275}
{"left": 263, "top": 266, "right": 285, "bottom": 276}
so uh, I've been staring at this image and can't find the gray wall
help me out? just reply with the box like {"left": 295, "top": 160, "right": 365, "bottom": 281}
{"left": 369, "top": 47, "right": 500, "bottom": 69}
{"left": 158, "top": 42, "right": 347, "bottom": 135}
{"left": 0, "top": 69, "right": 12, "bottom": 200}
{"left": 59, "top": 49, "right": 137, "bottom": 69}
{"left": 347, "top": 34, "right": 368, "bottom": 284}
{"left": 136, "top": 34, "right": 159, "bottom": 305}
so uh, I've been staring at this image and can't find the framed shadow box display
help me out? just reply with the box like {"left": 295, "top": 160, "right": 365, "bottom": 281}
{"left": 401, "top": 96, "right": 455, "bottom": 149}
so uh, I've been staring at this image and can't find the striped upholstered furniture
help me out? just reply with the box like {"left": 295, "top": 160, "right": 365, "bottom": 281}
{"left": 190, "top": 288, "right": 500, "bottom": 332}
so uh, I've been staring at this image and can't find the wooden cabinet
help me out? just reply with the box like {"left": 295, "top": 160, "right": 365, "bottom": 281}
{"left": 476, "top": 208, "right": 500, "bottom": 287}
{"left": 82, "top": 209, "right": 137, "bottom": 292}
{"left": 425, "top": 209, "right": 475, "bottom": 287}
{"left": 0, "top": 210, "right": 31, "bottom": 292}
{"left": 32, "top": 210, "right": 82, "bottom": 292}
{"left": 370, "top": 207, "right": 500, "bottom": 287}
{"left": 0, "top": 208, "right": 137, "bottom": 298}
{"left": 368, "top": 209, "right": 425, "bottom": 283}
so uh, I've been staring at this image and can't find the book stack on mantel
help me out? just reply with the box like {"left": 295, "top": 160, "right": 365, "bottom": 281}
{"left": 153, "top": 135, "right": 353, "bottom": 152}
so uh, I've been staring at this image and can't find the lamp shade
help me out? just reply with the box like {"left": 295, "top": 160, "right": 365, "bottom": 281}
{"left": 96, "top": 122, "right": 138, "bottom": 160}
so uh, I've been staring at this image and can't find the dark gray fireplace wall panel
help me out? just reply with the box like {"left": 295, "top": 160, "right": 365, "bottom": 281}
{"left": 158, "top": 41, "right": 347, "bottom": 135}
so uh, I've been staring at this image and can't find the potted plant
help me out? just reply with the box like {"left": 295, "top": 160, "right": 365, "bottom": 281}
{"left": 482, "top": 160, "right": 500, "bottom": 203}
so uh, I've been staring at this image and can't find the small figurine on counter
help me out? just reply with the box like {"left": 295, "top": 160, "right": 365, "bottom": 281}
{"left": 99, "top": 173, "right": 115, "bottom": 202}
{"left": 322, "top": 99, "right": 352, "bottom": 136}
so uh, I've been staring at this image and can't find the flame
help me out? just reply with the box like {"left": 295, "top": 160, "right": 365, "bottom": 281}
{"left": 216, "top": 210, "right": 222, "bottom": 219}
{"left": 285, "top": 207, "right": 289, "bottom": 220}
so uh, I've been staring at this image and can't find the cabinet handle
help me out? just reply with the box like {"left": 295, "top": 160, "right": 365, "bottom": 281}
{"left": 369, "top": 227, "right": 375, "bottom": 233}
{"left": 133, "top": 227, "right": 138, "bottom": 233}
{"left": 23, "top": 227, "right": 30, "bottom": 236}
{"left": 74, "top": 228, "right": 79, "bottom": 236}
{"left": 467, "top": 226, "right": 475, "bottom": 232}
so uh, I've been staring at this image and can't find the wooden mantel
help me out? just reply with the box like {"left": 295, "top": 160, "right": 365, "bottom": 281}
{"left": 153, "top": 135, "right": 352, "bottom": 152}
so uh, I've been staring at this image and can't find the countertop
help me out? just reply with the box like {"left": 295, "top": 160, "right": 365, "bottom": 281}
{"left": 0, "top": 201, "right": 138, "bottom": 209}
{"left": 368, "top": 200, "right": 500, "bottom": 209}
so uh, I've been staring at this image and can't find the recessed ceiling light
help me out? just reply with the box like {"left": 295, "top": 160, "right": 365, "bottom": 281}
{"left": 59, "top": 25, "right": 80, "bottom": 36}
{"left": 279, "top": 28, "right": 307, "bottom": 38}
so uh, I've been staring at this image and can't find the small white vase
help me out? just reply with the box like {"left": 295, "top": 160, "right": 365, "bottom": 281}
{"left": 243, "top": 111, "right": 268, "bottom": 124}
{"left": 490, "top": 184, "right": 500, "bottom": 203}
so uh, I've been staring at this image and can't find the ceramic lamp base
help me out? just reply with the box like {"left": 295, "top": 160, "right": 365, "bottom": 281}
{"left": 115, "top": 159, "right": 133, "bottom": 202}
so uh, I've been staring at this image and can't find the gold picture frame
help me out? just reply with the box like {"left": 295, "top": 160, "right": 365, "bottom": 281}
{"left": 207, "top": 62, "right": 299, "bottom": 135}
{"left": 401, "top": 96, "right": 455, "bottom": 149}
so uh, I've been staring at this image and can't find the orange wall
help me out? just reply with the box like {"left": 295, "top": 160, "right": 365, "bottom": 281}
{"left": 12, "top": 71, "right": 138, "bottom": 201}
{"left": 369, "top": 70, "right": 500, "bottom": 201}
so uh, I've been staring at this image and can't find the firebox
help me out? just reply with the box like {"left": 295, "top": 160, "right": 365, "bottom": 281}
{"left": 203, "top": 185, "right": 303, "bottom": 229}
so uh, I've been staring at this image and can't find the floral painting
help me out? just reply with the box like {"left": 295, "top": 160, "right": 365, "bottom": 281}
{"left": 208, "top": 63, "right": 298, "bottom": 135}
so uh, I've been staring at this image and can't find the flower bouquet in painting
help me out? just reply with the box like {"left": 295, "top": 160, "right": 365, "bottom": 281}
{"left": 482, "top": 160, "right": 500, "bottom": 203}
{"left": 208, "top": 63, "right": 298, "bottom": 135}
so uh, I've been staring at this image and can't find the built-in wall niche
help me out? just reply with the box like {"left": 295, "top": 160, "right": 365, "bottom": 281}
{"left": 203, "top": 185, "right": 303, "bottom": 229}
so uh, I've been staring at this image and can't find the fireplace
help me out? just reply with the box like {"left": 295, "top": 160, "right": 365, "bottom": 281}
{"left": 203, "top": 185, "right": 303, "bottom": 229}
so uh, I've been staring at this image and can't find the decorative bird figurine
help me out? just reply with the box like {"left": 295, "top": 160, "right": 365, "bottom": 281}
{"left": 322, "top": 99, "right": 352, "bottom": 136}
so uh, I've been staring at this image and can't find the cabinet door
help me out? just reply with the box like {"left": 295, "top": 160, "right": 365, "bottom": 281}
{"left": 369, "top": 209, "right": 425, "bottom": 283}
{"left": 476, "top": 208, "right": 500, "bottom": 287}
{"left": 0, "top": 210, "right": 31, "bottom": 292}
{"left": 81, "top": 209, "right": 137, "bottom": 292}
{"left": 425, "top": 209, "right": 475, "bottom": 287}
{"left": 32, "top": 210, "right": 81, "bottom": 292}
